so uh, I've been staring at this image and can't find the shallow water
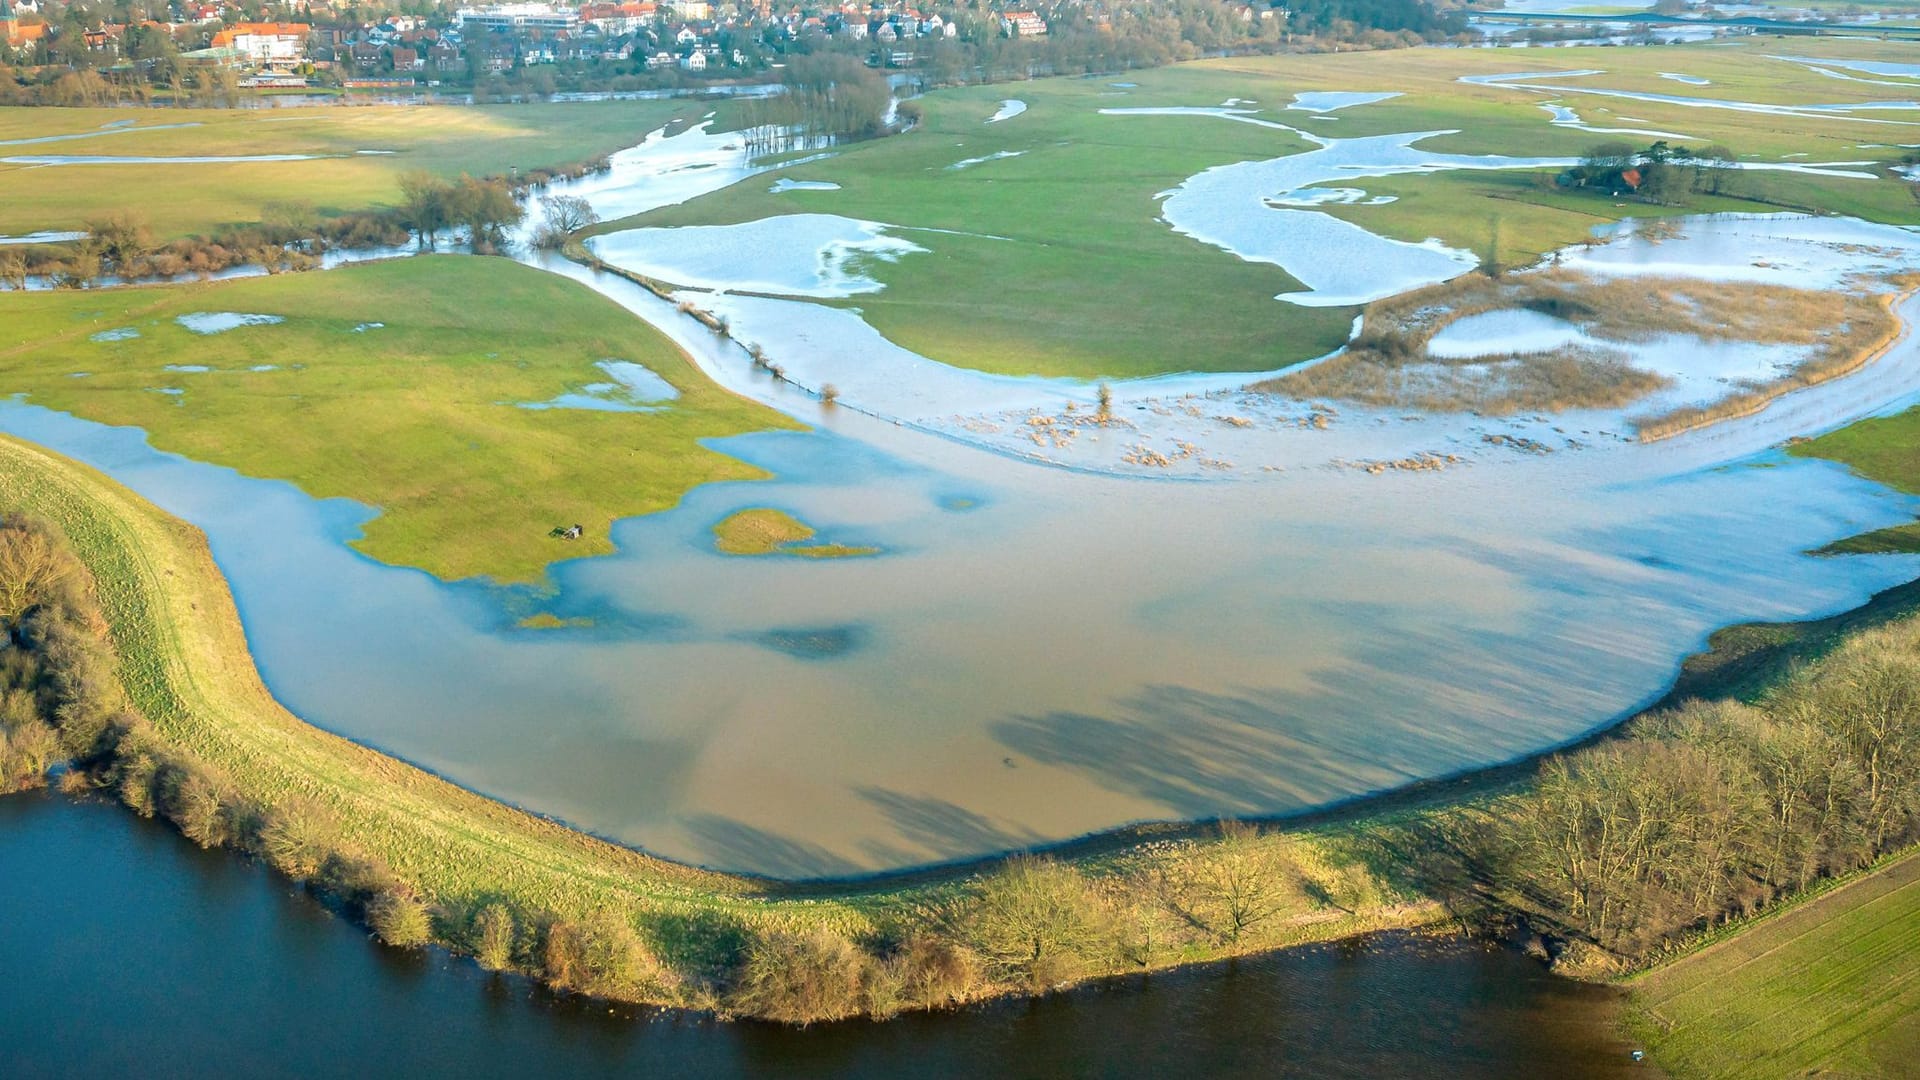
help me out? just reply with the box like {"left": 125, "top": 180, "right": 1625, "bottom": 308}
{"left": 986, "top": 99, "right": 1028, "bottom": 123}
{"left": 587, "top": 215, "right": 926, "bottom": 298}
{"left": 0, "top": 791, "right": 1644, "bottom": 1079}
{"left": 176, "top": 312, "right": 286, "bottom": 334}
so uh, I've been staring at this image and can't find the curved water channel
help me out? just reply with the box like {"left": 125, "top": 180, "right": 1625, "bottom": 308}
{"left": 6, "top": 102, "right": 1920, "bottom": 878}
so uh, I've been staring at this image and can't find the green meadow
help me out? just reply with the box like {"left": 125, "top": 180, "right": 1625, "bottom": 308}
{"left": 0, "top": 256, "right": 798, "bottom": 582}
{"left": 1627, "top": 850, "right": 1920, "bottom": 1079}
{"left": 0, "top": 100, "right": 703, "bottom": 238}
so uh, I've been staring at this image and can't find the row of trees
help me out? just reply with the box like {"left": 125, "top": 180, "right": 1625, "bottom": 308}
{"left": 1479, "top": 622, "right": 1920, "bottom": 958}
{"left": 0, "top": 169, "right": 531, "bottom": 291}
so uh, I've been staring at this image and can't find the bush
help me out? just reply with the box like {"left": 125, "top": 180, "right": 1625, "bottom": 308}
{"left": 368, "top": 886, "right": 434, "bottom": 948}
{"left": 0, "top": 717, "right": 58, "bottom": 792}
{"left": 729, "top": 926, "right": 872, "bottom": 1024}
{"left": 952, "top": 857, "right": 1116, "bottom": 990}
{"left": 158, "top": 762, "right": 233, "bottom": 849}
{"left": 256, "top": 796, "right": 340, "bottom": 880}
{"left": 542, "top": 912, "right": 660, "bottom": 997}
{"left": 472, "top": 903, "right": 516, "bottom": 971}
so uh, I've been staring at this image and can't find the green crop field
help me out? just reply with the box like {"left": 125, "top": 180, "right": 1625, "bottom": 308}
{"left": 0, "top": 100, "right": 704, "bottom": 238}
{"left": 1626, "top": 850, "right": 1920, "bottom": 1079}
{"left": 610, "top": 40, "right": 1920, "bottom": 381}
{"left": 0, "top": 256, "right": 799, "bottom": 582}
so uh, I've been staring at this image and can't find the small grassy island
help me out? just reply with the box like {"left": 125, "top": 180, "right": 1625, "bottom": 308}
{"left": 712, "top": 507, "right": 880, "bottom": 558}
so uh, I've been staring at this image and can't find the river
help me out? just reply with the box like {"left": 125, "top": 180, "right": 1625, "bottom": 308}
{"left": 0, "top": 791, "right": 1646, "bottom": 1078}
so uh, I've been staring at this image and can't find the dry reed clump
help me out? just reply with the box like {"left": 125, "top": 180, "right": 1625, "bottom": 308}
{"left": 1634, "top": 281, "right": 1915, "bottom": 442}
{"left": 1250, "top": 269, "right": 1908, "bottom": 428}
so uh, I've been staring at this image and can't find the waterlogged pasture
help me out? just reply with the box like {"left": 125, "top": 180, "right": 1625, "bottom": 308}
{"left": 0, "top": 257, "right": 796, "bottom": 581}
{"left": 607, "top": 40, "right": 1920, "bottom": 384}
{"left": 0, "top": 100, "right": 704, "bottom": 238}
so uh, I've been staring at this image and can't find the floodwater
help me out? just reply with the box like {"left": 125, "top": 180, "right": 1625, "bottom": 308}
{"left": 0, "top": 790, "right": 1647, "bottom": 1079}
{"left": 7, "top": 96, "right": 1920, "bottom": 880}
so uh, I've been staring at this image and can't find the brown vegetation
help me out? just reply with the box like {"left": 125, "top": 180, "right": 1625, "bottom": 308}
{"left": 1251, "top": 269, "right": 1904, "bottom": 428}
{"left": 1446, "top": 622, "right": 1920, "bottom": 969}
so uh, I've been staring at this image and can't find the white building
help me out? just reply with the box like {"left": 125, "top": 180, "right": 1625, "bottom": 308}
{"left": 455, "top": 4, "right": 581, "bottom": 32}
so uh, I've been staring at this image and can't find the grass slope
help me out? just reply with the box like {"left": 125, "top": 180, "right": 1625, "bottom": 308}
{"left": 0, "top": 256, "right": 800, "bottom": 582}
{"left": 1626, "top": 849, "right": 1920, "bottom": 1079}
{"left": 0, "top": 100, "right": 701, "bottom": 238}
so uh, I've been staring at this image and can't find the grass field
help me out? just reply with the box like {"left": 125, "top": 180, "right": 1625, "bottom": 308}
{"left": 0, "top": 256, "right": 800, "bottom": 582}
{"left": 608, "top": 40, "right": 1920, "bottom": 381}
{"left": 0, "top": 100, "right": 703, "bottom": 238}
{"left": 1626, "top": 849, "right": 1920, "bottom": 1079}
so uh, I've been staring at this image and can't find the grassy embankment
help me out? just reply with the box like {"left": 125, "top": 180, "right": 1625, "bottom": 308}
{"left": 0, "top": 431, "right": 1439, "bottom": 1017}
{"left": 0, "top": 256, "right": 801, "bottom": 582}
{"left": 1250, "top": 268, "right": 1899, "bottom": 423}
{"left": 2, "top": 369, "right": 1917, "bottom": 1036}
{"left": 0, "top": 100, "right": 704, "bottom": 240}
{"left": 1624, "top": 848, "right": 1920, "bottom": 1079}
{"left": 595, "top": 40, "right": 1918, "bottom": 382}
{"left": 712, "top": 507, "right": 880, "bottom": 558}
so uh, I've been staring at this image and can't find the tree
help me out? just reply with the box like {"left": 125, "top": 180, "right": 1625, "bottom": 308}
{"left": 1171, "top": 820, "right": 1306, "bottom": 944}
{"left": 953, "top": 857, "right": 1114, "bottom": 989}
{"left": 532, "top": 194, "right": 598, "bottom": 249}
{"left": 397, "top": 171, "right": 452, "bottom": 249}
{"left": 444, "top": 175, "right": 524, "bottom": 254}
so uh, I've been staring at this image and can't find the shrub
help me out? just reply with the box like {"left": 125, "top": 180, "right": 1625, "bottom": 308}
{"left": 256, "top": 796, "right": 340, "bottom": 880}
{"left": 368, "top": 886, "right": 434, "bottom": 948}
{"left": 0, "top": 718, "right": 59, "bottom": 792}
{"left": 729, "top": 926, "right": 872, "bottom": 1024}
{"left": 472, "top": 903, "right": 516, "bottom": 971}
{"left": 542, "top": 912, "right": 661, "bottom": 997}
{"left": 158, "top": 762, "right": 232, "bottom": 849}
{"left": 952, "top": 856, "right": 1116, "bottom": 990}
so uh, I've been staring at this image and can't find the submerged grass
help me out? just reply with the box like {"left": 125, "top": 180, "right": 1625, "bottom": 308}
{"left": 595, "top": 40, "right": 1917, "bottom": 383}
{"left": 0, "top": 256, "right": 802, "bottom": 583}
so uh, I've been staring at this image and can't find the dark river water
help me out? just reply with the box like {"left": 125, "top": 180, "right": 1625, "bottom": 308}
{"left": 0, "top": 791, "right": 1648, "bottom": 1079}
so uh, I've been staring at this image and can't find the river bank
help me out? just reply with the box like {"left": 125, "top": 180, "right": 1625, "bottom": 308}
{"left": 2, "top": 414, "right": 1915, "bottom": 1037}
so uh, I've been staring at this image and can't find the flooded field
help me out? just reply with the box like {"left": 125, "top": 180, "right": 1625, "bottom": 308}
{"left": 6, "top": 73, "right": 1920, "bottom": 879}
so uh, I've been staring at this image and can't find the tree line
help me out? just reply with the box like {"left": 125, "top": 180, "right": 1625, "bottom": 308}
{"left": 0, "top": 171, "right": 535, "bottom": 290}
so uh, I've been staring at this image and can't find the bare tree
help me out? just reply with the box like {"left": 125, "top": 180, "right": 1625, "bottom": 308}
{"left": 533, "top": 195, "right": 599, "bottom": 250}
